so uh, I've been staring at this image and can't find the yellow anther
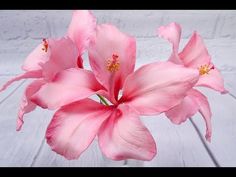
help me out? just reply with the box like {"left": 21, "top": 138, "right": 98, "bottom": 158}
{"left": 41, "top": 38, "right": 48, "bottom": 52}
{"left": 106, "top": 54, "right": 120, "bottom": 72}
{"left": 198, "top": 64, "right": 214, "bottom": 76}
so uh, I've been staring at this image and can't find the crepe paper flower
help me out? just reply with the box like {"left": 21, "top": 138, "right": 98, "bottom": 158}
{"left": 157, "top": 22, "right": 228, "bottom": 141}
{"left": 0, "top": 10, "right": 96, "bottom": 131}
{"left": 34, "top": 24, "right": 200, "bottom": 160}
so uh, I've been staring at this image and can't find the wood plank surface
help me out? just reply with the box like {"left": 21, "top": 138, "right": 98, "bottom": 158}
{"left": 141, "top": 115, "right": 215, "bottom": 167}
{"left": 0, "top": 80, "right": 52, "bottom": 166}
{"left": 191, "top": 79, "right": 236, "bottom": 166}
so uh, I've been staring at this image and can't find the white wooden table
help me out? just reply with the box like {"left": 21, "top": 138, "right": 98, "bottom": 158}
{"left": 0, "top": 10, "right": 236, "bottom": 167}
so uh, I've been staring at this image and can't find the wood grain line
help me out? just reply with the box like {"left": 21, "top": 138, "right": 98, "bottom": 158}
{"left": 189, "top": 118, "right": 220, "bottom": 167}
{"left": 228, "top": 92, "right": 236, "bottom": 100}
{"left": 30, "top": 139, "right": 45, "bottom": 167}
{"left": 0, "top": 80, "right": 26, "bottom": 105}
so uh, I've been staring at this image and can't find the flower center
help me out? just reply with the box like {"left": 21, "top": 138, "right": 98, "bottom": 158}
{"left": 106, "top": 54, "right": 120, "bottom": 72}
{"left": 198, "top": 64, "right": 214, "bottom": 76}
{"left": 41, "top": 38, "right": 48, "bottom": 52}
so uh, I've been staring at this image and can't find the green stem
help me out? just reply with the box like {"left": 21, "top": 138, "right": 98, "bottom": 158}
{"left": 97, "top": 94, "right": 109, "bottom": 106}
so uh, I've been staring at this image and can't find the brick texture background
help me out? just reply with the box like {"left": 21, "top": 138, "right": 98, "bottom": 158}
{"left": 0, "top": 10, "right": 236, "bottom": 75}
{"left": 1, "top": 10, "right": 236, "bottom": 40}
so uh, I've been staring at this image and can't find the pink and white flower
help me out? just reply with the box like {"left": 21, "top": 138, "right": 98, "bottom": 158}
{"left": 158, "top": 22, "right": 228, "bottom": 141}
{"left": 2, "top": 11, "right": 225, "bottom": 161}
{"left": 0, "top": 10, "right": 96, "bottom": 130}
{"left": 33, "top": 24, "right": 200, "bottom": 160}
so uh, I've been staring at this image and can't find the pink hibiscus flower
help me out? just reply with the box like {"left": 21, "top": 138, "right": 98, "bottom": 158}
{"left": 0, "top": 10, "right": 96, "bottom": 130}
{"left": 31, "top": 24, "right": 200, "bottom": 160}
{"left": 157, "top": 22, "right": 228, "bottom": 142}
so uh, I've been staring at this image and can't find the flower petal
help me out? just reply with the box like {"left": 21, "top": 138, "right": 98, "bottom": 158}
{"left": 46, "top": 99, "right": 113, "bottom": 160}
{"left": 41, "top": 37, "right": 79, "bottom": 80}
{"left": 88, "top": 24, "right": 136, "bottom": 104}
{"left": 0, "top": 71, "right": 42, "bottom": 92}
{"left": 165, "top": 93, "right": 199, "bottom": 124}
{"left": 22, "top": 42, "right": 50, "bottom": 71}
{"left": 23, "top": 37, "right": 78, "bottom": 81}
{"left": 179, "top": 32, "right": 211, "bottom": 68}
{"left": 188, "top": 89, "right": 212, "bottom": 142}
{"left": 31, "top": 68, "right": 104, "bottom": 109}
{"left": 67, "top": 10, "right": 96, "bottom": 55}
{"left": 77, "top": 56, "right": 84, "bottom": 69}
{"left": 17, "top": 79, "right": 45, "bottom": 131}
{"left": 98, "top": 104, "right": 156, "bottom": 161}
{"left": 158, "top": 22, "right": 182, "bottom": 64}
{"left": 165, "top": 89, "right": 212, "bottom": 141}
{"left": 196, "top": 68, "right": 228, "bottom": 94}
{"left": 121, "top": 61, "right": 199, "bottom": 115}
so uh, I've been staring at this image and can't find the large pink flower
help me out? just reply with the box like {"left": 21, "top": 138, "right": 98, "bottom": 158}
{"left": 158, "top": 22, "right": 228, "bottom": 141}
{"left": 0, "top": 10, "right": 97, "bottom": 130}
{"left": 35, "top": 24, "right": 200, "bottom": 160}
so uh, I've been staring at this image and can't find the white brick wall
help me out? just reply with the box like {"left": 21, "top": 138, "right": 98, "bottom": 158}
{"left": 0, "top": 10, "right": 236, "bottom": 75}
{"left": 0, "top": 10, "right": 236, "bottom": 40}
{"left": 1, "top": 10, "right": 236, "bottom": 53}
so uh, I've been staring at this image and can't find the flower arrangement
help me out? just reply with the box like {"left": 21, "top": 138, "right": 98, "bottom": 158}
{"left": 0, "top": 10, "right": 227, "bottom": 161}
